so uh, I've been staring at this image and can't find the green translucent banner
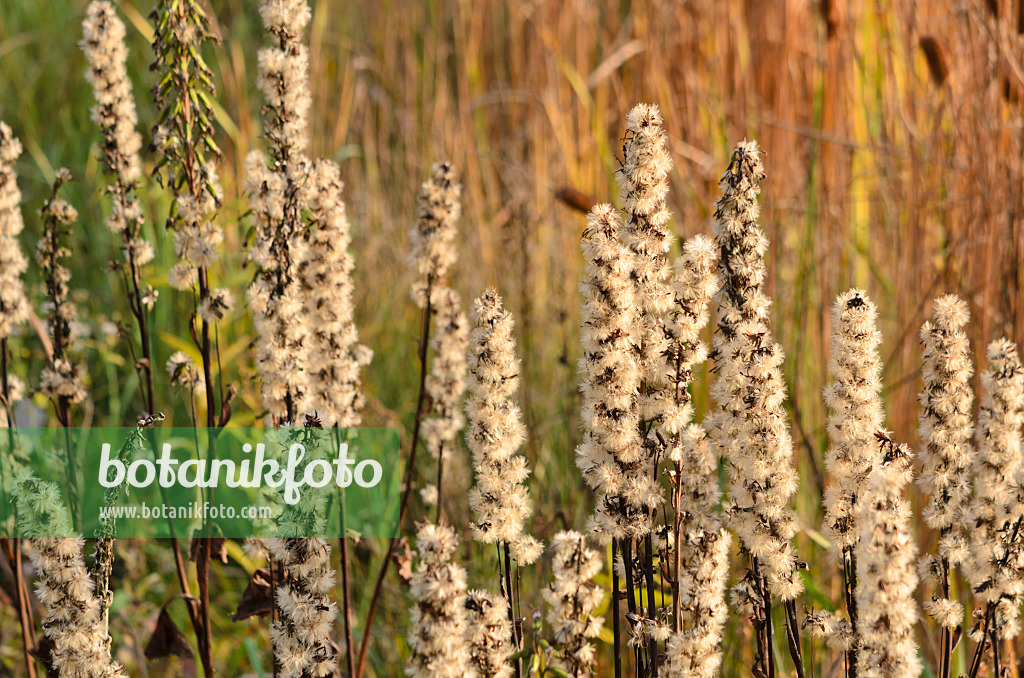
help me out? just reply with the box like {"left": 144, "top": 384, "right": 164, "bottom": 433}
{"left": 0, "top": 427, "right": 401, "bottom": 538}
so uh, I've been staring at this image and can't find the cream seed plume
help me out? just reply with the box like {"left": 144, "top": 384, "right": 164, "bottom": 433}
{"left": 0, "top": 122, "right": 29, "bottom": 341}
{"left": 576, "top": 204, "right": 645, "bottom": 540}
{"left": 917, "top": 294, "right": 973, "bottom": 626}
{"left": 707, "top": 141, "right": 802, "bottom": 600}
{"left": 406, "top": 522, "right": 474, "bottom": 678}
{"left": 14, "top": 476, "right": 126, "bottom": 678}
{"left": 464, "top": 590, "right": 513, "bottom": 678}
{"left": 38, "top": 171, "right": 87, "bottom": 408}
{"left": 856, "top": 438, "right": 922, "bottom": 678}
{"left": 620, "top": 103, "right": 674, "bottom": 536}
{"left": 265, "top": 538, "right": 338, "bottom": 678}
{"left": 966, "top": 339, "right": 1024, "bottom": 639}
{"left": 81, "top": 1, "right": 144, "bottom": 236}
{"left": 664, "top": 426, "right": 731, "bottom": 678}
{"left": 422, "top": 288, "right": 469, "bottom": 464}
{"left": 246, "top": 0, "right": 317, "bottom": 422}
{"left": 822, "top": 290, "right": 885, "bottom": 552}
{"left": 409, "top": 162, "right": 461, "bottom": 306}
{"left": 303, "top": 159, "right": 372, "bottom": 426}
{"left": 542, "top": 531, "right": 605, "bottom": 677}
{"left": 465, "top": 289, "right": 542, "bottom": 564}
{"left": 660, "top": 235, "right": 718, "bottom": 459}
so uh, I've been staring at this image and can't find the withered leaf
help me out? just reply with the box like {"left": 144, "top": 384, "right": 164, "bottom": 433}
{"left": 231, "top": 567, "right": 280, "bottom": 621}
{"left": 145, "top": 607, "right": 196, "bottom": 678}
{"left": 394, "top": 537, "right": 413, "bottom": 586}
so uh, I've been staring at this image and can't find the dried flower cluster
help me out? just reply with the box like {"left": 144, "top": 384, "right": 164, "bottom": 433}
{"left": 965, "top": 338, "right": 1024, "bottom": 639}
{"left": 37, "top": 170, "right": 87, "bottom": 408}
{"left": 917, "top": 295, "right": 973, "bottom": 627}
{"left": 245, "top": 0, "right": 320, "bottom": 422}
{"left": 706, "top": 141, "right": 802, "bottom": 600}
{"left": 665, "top": 427, "right": 732, "bottom": 678}
{"left": 406, "top": 522, "right": 473, "bottom": 678}
{"left": 576, "top": 204, "right": 645, "bottom": 539}
{"left": 543, "top": 530, "right": 604, "bottom": 677}
{"left": 620, "top": 102, "right": 674, "bottom": 531}
{"left": 822, "top": 290, "right": 885, "bottom": 552}
{"left": 303, "top": 159, "right": 372, "bottom": 426}
{"left": 464, "top": 590, "right": 513, "bottom": 678}
{"left": 0, "top": 122, "right": 28, "bottom": 343}
{"left": 265, "top": 538, "right": 338, "bottom": 678}
{"left": 856, "top": 439, "right": 922, "bottom": 678}
{"left": 410, "top": 164, "right": 468, "bottom": 500}
{"left": 466, "top": 289, "right": 542, "bottom": 564}
{"left": 409, "top": 162, "right": 461, "bottom": 306}
{"left": 151, "top": 0, "right": 224, "bottom": 294}
{"left": 14, "top": 475, "right": 125, "bottom": 677}
{"left": 81, "top": 0, "right": 144, "bottom": 238}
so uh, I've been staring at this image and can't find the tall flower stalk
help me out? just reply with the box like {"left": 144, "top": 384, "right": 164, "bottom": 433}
{"left": 856, "top": 434, "right": 921, "bottom": 678}
{"left": 37, "top": 170, "right": 86, "bottom": 531}
{"left": 82, "top": 0, "right": 156, "bottom": 413}
{"left": 543, "top": 530, "right": 605, "bottom": 678}
{"left": 965, "top": 339, "right": 1024, "bottom": 675}
{"left": 466, "top": 289, "right": 543, "bottom": 674}
{"left": 916, "top": 295, "right": 973, "bottom": 678}
{"left": 358, "top": 163, "right": 463, "bottom": 678}
{"left": 406, "top": 522, "right": 473, "bottom": 678}
{"left": 817, "top": 289, "right": 886, "bottom": 676}
{"left": 618, "top": 104, "right": 675, "bottom": 674}
{"left": 706, "top": 141, "right": 804, "bottom": 676}
{"left": 15, "top": 476, "right": 126, "bottom": 678}
{"left": 151, "top": 1, "right": 228, "bottom": 673}
{"left": 0, "top": 120, "right": 36, "bottom": 678}
{"left": 246, "top": 0, "right": 314, "bottom": 424}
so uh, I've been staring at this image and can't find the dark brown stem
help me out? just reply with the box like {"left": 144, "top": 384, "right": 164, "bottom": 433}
{"left": 612, "top": 539, "right": 622, "bottom": 678}
{"left": 645, "top": 535, "right": 657, "bottom": 677}
{"left": 842, "top": 548, "right": 858, "bottom": 678}
{"left": 339, "top": 534, "right": 356, "bottom": 678}
{"left": 504, "top": 542, "right": 522, "bottom": 678}
{"left": 940, "top": 553, "right": 952, "bottom": 678}
{"left": 967, "top": 603, "right": 992, "bottom": 678}
{"left": 356, "top": 290, "right": 434, "bottom": 678}
{"left": 1, "top": 539, "right": 37, "bottom": 678}
{"left": 784, "top": 599, "right": 805, "bottom": 678}
{"left": 434, "top": 440, "right": 445, "bottom": 524}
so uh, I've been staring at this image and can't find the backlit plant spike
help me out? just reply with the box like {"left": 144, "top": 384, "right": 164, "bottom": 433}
{"left": 965, "top": 338, "right": 1024, "bottom": 640}
{"left": 406, "top": 522, "right": 473, "bottom": 678}
{"left": 707, "top": 140, "right": 803, "bottom": 601}
{"left": 575, "top": 204, "right": 645, "bottom": 540}
{"left": 856, "top": 438, "right": 922, "bottom": 678}
{"left": 465, "top": 289, "right": 542, "bottom": 564}
{"left": 543, "top": 530, "right": 605, "bottom": 678}
{"left": 917, "top": 295, "right": 973, "bottom": 629}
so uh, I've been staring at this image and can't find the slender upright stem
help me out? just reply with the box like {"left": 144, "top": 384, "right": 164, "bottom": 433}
{"left": 612, "top": 539, "right": 622, "bottom": 678}
{"left": 940, "top": 554, "right": 952, "bottom": 678}
{"left": 784, "top": 599, "right": 805, "bottom": 678}
{"left": 356, "top": 290, "right": 433, "bottom": 678}
{"left": 644, "top": 535, "right": 657, "bottom": 677}
{"left": 434, "top": 440, "right": 445, "bottom": 524}
{"left": 339, "top": 533, "right": 356, "bottom": 678}
{"left": 504, "top": 542, "right": 522, "bottom": 678}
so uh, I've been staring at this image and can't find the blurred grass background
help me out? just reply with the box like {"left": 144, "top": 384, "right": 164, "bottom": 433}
{"left": 1, "top": 0, "right": 1023, "bottom": 676}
